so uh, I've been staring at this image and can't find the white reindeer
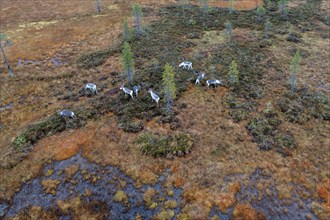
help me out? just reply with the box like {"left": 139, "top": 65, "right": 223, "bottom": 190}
{"left": 59, "top": 110, "right": 75, "bottom": 119}
{"left": 195, "top": 72, "right": 205, "bottom": 84}
{"left": 85, "top": 83, "right": 98, "bottom": 94}
{"left": 179, "top": 61, "right": 193, "bottom": 70}
{"left": 133, "top": 85, "right": 140, "bottom": 97}
{"left": 120, "top": 85, "right": 134, "bottom": 99}
{"left": 206, "top": 79, "right": 223, "bottom": 88}
{"left": 148, "top": 89, "right": 160, "bottom": 107}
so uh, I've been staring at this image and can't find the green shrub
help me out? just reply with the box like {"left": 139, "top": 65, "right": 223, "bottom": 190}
{"left": 13, "top": 134, "right": 27, "bottom": 150}
{"left": 162, "top": 63, "right": 176, "bottom": 113}
{"left": 256, "top": 6, "right": 266, "bottom": 21}
{"left": 135, "top": 132, "right": 192, "bottom": 157}
{"left": 118, "top": 120, "right": 144, "bottom": 133}
{"left": 228, "top": 59, "right": 239, "bottom": 87}
{"left": 122, "top": 42, "right": 135, "bottom": 85}
{"left": 247, "top": 113, "right": 296, "bottom": 155}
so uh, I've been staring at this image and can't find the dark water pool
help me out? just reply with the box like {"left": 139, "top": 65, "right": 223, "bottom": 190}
{"left": 4, "top": 153, "right": 182, "bottom": 219}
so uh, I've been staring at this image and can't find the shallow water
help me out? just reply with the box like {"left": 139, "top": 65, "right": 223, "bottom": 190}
{"left": 4, "top": 153, "right": 183, "bottom": 219}
{"left": 3, "top": 154, "right": 319, "bottom": 219}
{"left": 209, "top": 168, "right": 319, "bottom": 219}
{"left": 237, "top": 168, "right": 318, "bottom": 220}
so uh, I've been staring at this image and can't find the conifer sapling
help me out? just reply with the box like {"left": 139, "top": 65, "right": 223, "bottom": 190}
{"left": 278, "top": 0, "right": 288, "bottom": 17}
{"left": 289, "top": 50, "right": 301, "bottom": 93}
{"left": 122, "top": 42, "right": 134, "bottom": 86}
{"left": 0, "top": 33, "right": 14, "bottom": 77}
{"left": 225, "top": 21, "right": 233, "bottom": 47}
{"left": 162, "top": 63, "right": 176, "bottom": 113}
{"left": 228, "top": 59, "right": 239, "bottom": 87}
{"left": 256, "top": 6, "right": 266, "bottom": 21}
{"left": 123, "top": 18, "right": 131, "bottom": 42}
{"left": 132, "top": 3, "right": 143, "bottom": 40}
{"left": 264, "top": 19, "right": 272, "bottom": 38}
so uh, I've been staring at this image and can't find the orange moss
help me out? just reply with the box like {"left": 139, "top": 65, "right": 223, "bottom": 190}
{"left": 170, "top": 161, "right": 180, "bottom": 174}
{"left": 230, "top": 182, "right": 241, "bottom": 194}
{"left": 317, "top": 178, "right": 330, "bottom": 216}
{"left": 35, "top": 129, "right": 95, "bottom": 161}
{"left": 183, "top": 189, "right": 210, "bottom": 202}
{"left": 215, "top": 193, "right": 236, "bottom": 213}
{"left": 318, "top": 178, "right": 330, "bottom": 202}
{"left": 233, "top": 203, "right": 264, "bottom": 220}
{"left": 173, "top": 177, "right": 184, "bottom": 187}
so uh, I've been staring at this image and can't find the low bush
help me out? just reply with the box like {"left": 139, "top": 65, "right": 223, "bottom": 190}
{"left": 135, "top": 132, "right": 192, "bottom": 157}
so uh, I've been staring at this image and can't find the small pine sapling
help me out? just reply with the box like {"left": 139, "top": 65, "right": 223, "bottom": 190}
{"left": 162, "top": 63, "right": 176, "bottom": 113}
{"left": 224, "top": 21, "right": 233, "bottom": 47}
{"left": 256, "top": 6, "right": 266, "bottom": 21}
{"left": 263, "top": 101, "right": 274, "bottom": 114}
{"left": 287, "top": 24, "right": 299, "bottom": 42}
{"left": 289, "top": 50, "right": 301, "bottom": 93}
{"left": 0, "top": 33, "right": 14, "bottom": 77}
{"left": 144, "top": 27, "right": 151, "bottom": 50}
{"left": 199, "top": 0, "right": 209, "bottom": 18}
{"left": 228, "top": 60, "right": 239, "bottom": 87}
{"left": 278, "top": 0, "right": 288, "bottom": 17}
{"left": 264, "top": 19, "right": 272, "bottom": 38}
{"left": 132, "top": 3, "right": 143, "bottom": 40}
{"left": 180, "top": 0, "right": 189, "bottom": 8}
{"left": 180, "top": 0, "right": 189, "bottom": 19}
{"left": 122, "top": 42, "right": 134, "bottom": 86}
{"left": 123, "top": 18, "right": 131, "bottom": 42}
{"left": 228, "top": 0, "right": 235, "bottom": 14}
{"left": 266, "top": 0, "right": 276, "bottom": 12}
{"left": 96, "top": 0, "right": 101, "bottom": 13}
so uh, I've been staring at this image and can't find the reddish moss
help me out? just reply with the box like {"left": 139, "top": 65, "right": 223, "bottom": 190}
{"left": 233, "top": 203, "right": 263, "bottom": 220}
{"left": 216, "top": 193, "right": 236, "bottom": 213}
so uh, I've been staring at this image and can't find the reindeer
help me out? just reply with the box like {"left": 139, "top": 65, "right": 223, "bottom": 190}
{"left": 84, "top": 83, "right": 98, "bottom": 94}
{"left": 133, "top": 85, "right": 140, "bottom": 97}
{"left": 179, "top": 61, "right": 193, "bottom": 70}
{"left": 206, "top": 79, "right": 223, "bottom": 88}
{"left": 195, "top": 72, "right": 205, "bottom": 85}
{"left": 148, "top": 89, "right": 160, "bottom": 107}
{"left": 59, "top": 110, "right": 75, "bottom": 119}
{"left": 120, "top": 85, "right": 134, "bottom": 99}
